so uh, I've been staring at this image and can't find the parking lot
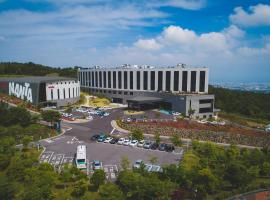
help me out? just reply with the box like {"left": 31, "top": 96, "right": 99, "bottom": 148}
{"left": 39, "top": 108, "right": 184, "bottom": 181}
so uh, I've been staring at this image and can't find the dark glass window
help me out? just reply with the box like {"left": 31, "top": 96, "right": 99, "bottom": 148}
{"left": 118, "top": 71, "right": 122, "bottom": 89}
{"left": 158, "top": 71, "right": 163, "bottom": 91}
{"left": 91, "top": 72, "right": 94, "bottom": 87}
{"left": 57, "top": 89, "right": 60, "bottom": 99}
{"left": 182, "top": 71, "right": 187, "bottom": 91}
{"left": 191, "top": 71, "right": 196, "bottom": 92}
{"left": 174, "top": 71, "right": 179, "bottom": 91}
{"left": 51, "top": 90, "right": 53, "bottom": 99}
{"left": 150, "top": 71, "right": 155, "bottom": 91}
{"left": 88, "top": 72, "right": 91, "bottom": 86}
{"left": 68, "top": 88, "right": 70, "bottom": 98}
{"left": 166, "top": 71, "right": 171, "bottom": 91}
{"left": 199, "top": 107, "right": 212, "bottom": 113}
{"left": 95, "top": 71, "right": 98, "bottom": 87}
{"left": 63, "top": 89, "right": 66, "bottom": 99}
{"left": 130, "top": 71, "right": 133, "bottom": 89}
{"left": 99, "top": 71, "right": 102, "bottom": 88}
{"left": 136, "top": 71, "right": 140, "bottom": 90}
{"left": 124, "top": 71, "right": 127, "bottom": 89}
{"left": 108, "top": 71, "right": 111, "bottom": 88}
{"left": 103, "top": 71, "right": 107, "bottom": 88}
{"left": 199, "top": 99, "right": 212, "bottom": 104}
{"left": 199, "top": 71, "right": 206, "bottom": 92}
{"left": 143, "top": 71, "right": 148, "bottom": 90}
{"left": 113, "top": 71, "right": 116, "bottom": 88}
{"left": 73, "top": 88, "right": 75, "bottom": 97}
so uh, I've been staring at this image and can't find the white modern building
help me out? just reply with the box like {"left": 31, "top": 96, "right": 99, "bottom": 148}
{"left": 0, "top": 76, "right": 80, "bottom": 107}
{"left": 78, "top": 64, "right": 216, "bottom": 118}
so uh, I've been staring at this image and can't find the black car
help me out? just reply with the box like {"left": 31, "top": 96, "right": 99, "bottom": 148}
{"left": 165, "top": 144, "right": 175, "bottom": 152}
{"left": 110, "top": 138, "right": 119, "bottom": 144}
{"left": 158, "top": 143, "right": 166, "bottom": 151}
{"left": 91, "top": 134, "right": 100, "bottom": 141}
{"left": 150, "top": 142, "right": 159, "bottom": 150}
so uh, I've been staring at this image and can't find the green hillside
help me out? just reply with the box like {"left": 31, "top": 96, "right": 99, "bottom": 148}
{"left": 0, "top": 62, "right": 78, "bottom": 78}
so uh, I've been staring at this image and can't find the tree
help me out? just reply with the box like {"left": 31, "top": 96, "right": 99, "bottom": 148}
{"left": 6, "top": 107, "right": 31, "bottom": 127}
{"left": 72, "top": 179, "right": 88, "bottom": 197}
{"left": 90, "top": 169, "right": 106, "bottom": 190}
{"left": 130, "top": 129, "right": 144, "bottom": 141}
{"left": 188, "top": 108, "right": 195, "bottom": 119}
{"left": 41, "top": 110, "right": 61, "bottom": 128}
{"left": 0, "top": 175, "right": 15, "bottom": 200}
{"left": 121, "top": 156, "right": 130, "bottom": 170}
{"left": 154, "top": 132, "right": 161, "bottom": 145}
{"left": 149, "top": 155, "right": 158, "bottom": 165}
{"left": 170, "top": 134, "right": 182, "bottom": 147}
{"left": 22, "top": 135, "right": 33, "bottom": 149}
{"left": 98, "top": 183, "right": 124, "bottom": 200}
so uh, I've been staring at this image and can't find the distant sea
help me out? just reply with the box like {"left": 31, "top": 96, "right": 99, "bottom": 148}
{"left": 211, "top": 82, "right": 270, "bottom": 94}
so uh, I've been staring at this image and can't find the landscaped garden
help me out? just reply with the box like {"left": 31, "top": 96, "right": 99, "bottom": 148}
{"left": 120, "top": 119, "right": 270, "bottom": 147}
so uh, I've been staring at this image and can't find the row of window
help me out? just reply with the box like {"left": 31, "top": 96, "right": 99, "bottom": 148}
{"left": 79, "top": 70, "right": 206, "bottom": 92}
{"left": 88, "top": 89, "right": 134, "bottom": 96}
{"left": 49, "top": 87, "right": 79, "bottom": 100}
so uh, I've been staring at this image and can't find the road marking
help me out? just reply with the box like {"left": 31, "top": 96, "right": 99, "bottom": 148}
{"left": 110, "top": 128, "right": 116, "bottom": 135}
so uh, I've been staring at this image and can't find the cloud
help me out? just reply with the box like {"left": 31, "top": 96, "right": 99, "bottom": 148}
{"left": 134, "top": 39, "right": 162, "bottom": 50}
{"left": 147, "top": 0, "right": 206, "bottom": 10}
{"left": 230, "top": 4, "right": 270, "bottom": 27}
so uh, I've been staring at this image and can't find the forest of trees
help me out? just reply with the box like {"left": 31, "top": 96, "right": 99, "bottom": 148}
{"left": 0, "top": 62, "right": 78, "bottom": 78}
{"left": 209, "top": 86, "right": 270, "bottom": 122}
{"left": 1, "top": 139, "right": 270, "bottom": 200}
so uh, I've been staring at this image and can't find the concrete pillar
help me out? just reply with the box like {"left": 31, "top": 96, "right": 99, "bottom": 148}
{"left": 155, "top": 70, "right": 158, "bottom": 91}
{"left": 196, "top": 70, "right": 200, "bottom": 93}
{"left": 170, "top": 70, "right": 174, "bottom": 92}
{"left": 162, "top": 70, "right": 166, "bottom": 91}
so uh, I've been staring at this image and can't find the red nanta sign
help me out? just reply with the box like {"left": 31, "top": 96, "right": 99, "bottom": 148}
{"left": 0, "top": 82, "right": 8, "bottom": 89}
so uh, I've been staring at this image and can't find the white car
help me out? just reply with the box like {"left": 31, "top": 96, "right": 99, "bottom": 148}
{"left": 103, "top": 112, "right": 109, "bottom": 117}
{"left": 104, "top": 137, "right": 113, "bottom": 143}
{"left": 126, "top": 118, "right": 131, "bottom": 122}
{"left": 129, "top": 140, "right": 138, "bottom": 147}
{"left": 133, "top": 159, "right": 143, "bottom": 169}
{"left": 86, "top": 116, "right": 93, "bottom": 120}
{"left": 137, "top": 140, "right": 145, "bottom": 148}
{"left": 117, "top": 138, "right": 125, "bottom": 145}
{"left": 172, "top": 111, "right": 180, "bottom": 116}
{"left": 123, "top": 139, "right": 131, "bottom": 146}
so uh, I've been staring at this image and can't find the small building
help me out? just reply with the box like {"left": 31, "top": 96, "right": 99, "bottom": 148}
{"left": 0, "top": 76, "right": 80, "bottom": 107}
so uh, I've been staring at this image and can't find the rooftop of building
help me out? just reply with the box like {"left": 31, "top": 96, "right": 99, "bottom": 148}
{"left": 79, "top": 63, "right": 208, "bottom": 70}
{"left": 0, "top": 76, "right": 77, "bottom": 83}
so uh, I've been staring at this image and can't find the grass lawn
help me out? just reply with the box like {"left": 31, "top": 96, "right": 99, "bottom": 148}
{"left": 88, "top": 97, "right": 110, "bottom": 107}
{"left": 124, "top": 110, "right": 145, "bottom": 115}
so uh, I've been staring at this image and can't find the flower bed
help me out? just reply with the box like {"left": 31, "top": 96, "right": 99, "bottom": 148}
{"left": 121, "top": 122, "right": 270, "bottom": 147}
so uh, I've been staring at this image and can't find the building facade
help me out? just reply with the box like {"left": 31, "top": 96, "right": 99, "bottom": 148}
{"left": 0, "top": 76, "right": 80, "bottom": 107}
{"left": 79, "top": 64, "right": 216, "bottom": 118}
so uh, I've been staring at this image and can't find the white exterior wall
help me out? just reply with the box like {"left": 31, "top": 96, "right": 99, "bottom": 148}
{"left": 79, "top": 66, "right": 209, "bottom": 94}
{"left": 46, "top": 80, "right": 80, "bottom": 101}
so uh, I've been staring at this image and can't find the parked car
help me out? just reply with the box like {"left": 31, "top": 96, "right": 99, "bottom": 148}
{"left": 137, "top": 140, "right": 145, "bottom": 148}
{"left": 90, "top": 134, "right": 99, "bottom": 141}
{"left": 110, "top": 138, "right": 119, "bottom": 144}
{"left": 129, "top": 140, "right": 138, "bottom": 147}
{"left": 126, "top": 118, "right": 131, "bottom": 122}
{"left": 158, "top": 143, "right": 166, "bottom": 151}
{"left": 103, "top": 112, "right": 109, "bottom": 117}
{"left": 133, "top": 159, "right": 143, "bottom": 169}
{"left": 92, "top": 160, "right": 102, "bottom": 170}
{"left": 104, "top": 137, "right": 113, "bottom": 143}
{"left": 150, "top": 142, "right": 159, "bottom": 150}
{"left": 143, "top": 140, "right": 152, "bottom": 149}
{"left": 172, "top": 111, "right": 180, "bottom": 116}
{"left": 165, "top": 144, "right": 175, "bottom": 152}
{"left": 117, "top": 138, "right": 125, "bottom": 145}
{"left": 98, "top": 134, "right": 107, "bottom": 142}
{"left": 123, "top": 139, "right": 131, "bottom": 146}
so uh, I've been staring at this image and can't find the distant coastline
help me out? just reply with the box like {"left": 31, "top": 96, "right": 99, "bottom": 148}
{"left": 211, "top": 82, "right": 270, "bottom": 94}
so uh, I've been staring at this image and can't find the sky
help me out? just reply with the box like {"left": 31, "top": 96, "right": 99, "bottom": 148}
{"left": 0, "top": 0, "right": 270, "bottom": 83}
